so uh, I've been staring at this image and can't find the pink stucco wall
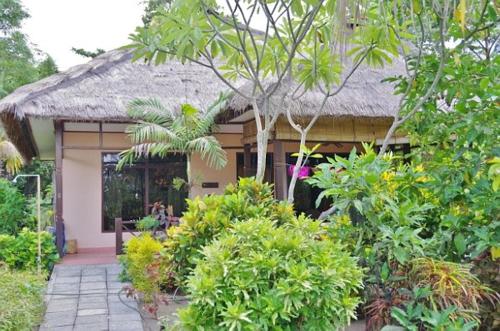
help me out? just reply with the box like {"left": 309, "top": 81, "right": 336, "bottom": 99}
{"left": 61, "top": 132, "right": 241, "bottom": 249}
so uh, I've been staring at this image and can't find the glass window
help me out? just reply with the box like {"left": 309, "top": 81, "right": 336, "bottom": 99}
{"left": 102, "top": 153, "right": 187, "bottom": 232}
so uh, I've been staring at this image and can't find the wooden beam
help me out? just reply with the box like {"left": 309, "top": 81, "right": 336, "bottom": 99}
{"left": 54, "top": 120, "right": 64, "bottom": 256}
{"left": 243, "top": 144, "right": 252, "bottom": 177}
{"left": 273, "top": 140, "right": 287, "bottom": 200}
{"left": 115, "top": 218, "right": 123, "bottom": 255}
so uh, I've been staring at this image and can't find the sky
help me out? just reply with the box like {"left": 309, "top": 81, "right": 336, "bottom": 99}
{"left": 21, "top": 0, "right": 145, "bottom": 70}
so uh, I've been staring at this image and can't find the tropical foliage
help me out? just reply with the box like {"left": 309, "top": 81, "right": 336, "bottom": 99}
{"left": 0, "top": 265, "right": 46, "bottom": 331}
{"left": 0, "top": 178, "right": 29, "bottom": 234}
{"left": 121, "top": 233, "right": 163, "bottom": 302}
{"left": 146, "top": 178, "right": 294, "bottom": 290}
{"left": 0, "top": 133, "right": 23, "bottom": 175}
{"left": 307, "top": 141, "right": 499, "bottom": 328}
{"left": 0, "top": 228, "right": 58, "bottom": 271}
{"left": 173, "top": 217, "right": 363, "bottom": 330}
{"left": 118, "top": 95, "right": 228, "bottom": 189}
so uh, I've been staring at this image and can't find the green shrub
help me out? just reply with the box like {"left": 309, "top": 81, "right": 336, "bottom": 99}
{"left": 136, "top": 215, "right": 160, "bottom": 232}
{"left": 162, "top": 177, "right": 295, "bottom": 288}
{"left": 0, "top": 228, "right": 59, "bottom": 271}
{"left": 0, "top": 265, "right": 46, "bottom": 331}
{"left": 0, "top": 179, "right": 30, "bottom": 234}
{"left": 122, "top": 233, "right": 162, "bottom": 301}
{"left": 175, "top": 217, "right": 364, "bottom": 330}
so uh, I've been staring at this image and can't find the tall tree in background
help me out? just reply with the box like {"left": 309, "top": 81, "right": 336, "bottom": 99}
{"left": 71, "top": 47, "right": 105, "bottom": 59}
{"left": 0, "top": 0, "right": 58, "bottom": 177}
{"left": 142, "top": 0, "right": 172, "bottom": 26}
{"left": 0, "top": 0, "right": 58, "bottom": 98}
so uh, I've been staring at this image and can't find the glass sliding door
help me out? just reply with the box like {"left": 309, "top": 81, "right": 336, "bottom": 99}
{"left": 101, "top": 153, "right": 187, "bottom": 232}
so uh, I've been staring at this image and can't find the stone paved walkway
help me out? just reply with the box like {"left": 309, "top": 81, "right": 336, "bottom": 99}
{"left": 40, "top": 264, "right": 144, "bottom": 331}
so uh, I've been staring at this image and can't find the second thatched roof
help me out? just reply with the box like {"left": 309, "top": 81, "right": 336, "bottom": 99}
{"left": 0, "top": 48, "right": 404, "bottom": 122}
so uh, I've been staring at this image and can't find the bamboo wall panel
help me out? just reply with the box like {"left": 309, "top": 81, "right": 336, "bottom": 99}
{"left": 274, "top": 117, "right": 398, "bottom": 142}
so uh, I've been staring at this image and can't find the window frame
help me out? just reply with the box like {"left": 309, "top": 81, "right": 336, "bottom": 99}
{"left": 100, "top": 151, "right": 187, "bottom": 233}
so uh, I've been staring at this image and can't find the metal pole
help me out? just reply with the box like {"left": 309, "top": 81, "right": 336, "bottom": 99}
{"left": 37, "top": 175, "right": 41, "bottom": 275}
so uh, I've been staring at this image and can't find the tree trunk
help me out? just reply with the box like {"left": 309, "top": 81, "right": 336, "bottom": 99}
{"left": 287, "top": 132, "right": 307, "bottom": 203}
{"left": 255, "top": 129, "right": 269, "bottom": 183}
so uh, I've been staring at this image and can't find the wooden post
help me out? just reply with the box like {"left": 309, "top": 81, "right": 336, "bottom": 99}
{"left": 273, "top": 140, "right": 287, "bottom": 200}
{"left": 54, "top": 120, "right": 64, "bottom": 256}
{"left": 115, "top": 218, "right": 123, "bottom": 255}
{"left": 243, "top": 144, "right": 252, "bottom": 177}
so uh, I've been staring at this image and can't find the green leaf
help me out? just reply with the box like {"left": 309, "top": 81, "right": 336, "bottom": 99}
{"left": 454, "top": 233, "right": 466, "bottom": 255}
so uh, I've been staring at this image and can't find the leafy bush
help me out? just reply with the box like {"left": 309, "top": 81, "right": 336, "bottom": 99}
{"left": 174, "top": 217, "right": 364, "bottom": 330}
{"left": 308, "top": 144, "right": 500, "bottom": 328}
{"left": 136, "top": 215, "right": 160, "bottom": 232}
{"left": 122, "top": 233, "right": 162, "bottom": 302}
{"left": 0, "top": 228, "right": 58, "bottom": 271}
{"left": 0, "top": 265, "right": 46, "bottom": 331}
{"left": 161, "top": 177, "right": 295, "bottom": 287}
{"left": 0, "top": 179, "right": 30, "bottom": 234}
{"left": 407, "top": 258, "right": 498, "bottom": 322}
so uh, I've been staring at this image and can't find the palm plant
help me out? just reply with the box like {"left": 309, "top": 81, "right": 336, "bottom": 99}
{"left": 117, "top": 94, "right": 228, "bottom": 192}
{"left": 0, "top": 133, "right": 23, "bottom": 175}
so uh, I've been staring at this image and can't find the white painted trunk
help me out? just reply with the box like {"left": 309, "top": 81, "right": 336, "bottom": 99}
{"left": 255, "top": 130, "right": 269, "bottom": 183}
{"left": 287, "top": 133, "right": 307, "bottom": 203}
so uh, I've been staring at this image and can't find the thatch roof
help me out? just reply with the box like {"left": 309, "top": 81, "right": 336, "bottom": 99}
{"left": 0, "top": 48, "right": 404, "bottom": 123}
{"left": 227, "top": 59, "right": 405, "bottom": 120}
{"left": 0, "top": 49, "right": 234, "bottom": 121}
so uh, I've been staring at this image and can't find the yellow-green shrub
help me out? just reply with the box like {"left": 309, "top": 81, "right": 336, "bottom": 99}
{"left": 174, "top": 217, "right": 364, "bottom": 330}
{"left": 122, "top": 233, "right": 162, "bottom": 301}
{"left": 161, "top": 178, "right": 295, "bottom": 288}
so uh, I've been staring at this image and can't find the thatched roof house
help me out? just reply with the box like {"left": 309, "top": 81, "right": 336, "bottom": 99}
{"left": 0, "top": 48, "right": 406, "bottom": 252}
{"left": 0, "top": 48, "right": 403, "bottom": 160}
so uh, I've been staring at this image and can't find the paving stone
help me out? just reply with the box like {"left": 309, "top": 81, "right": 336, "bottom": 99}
{"left": 79, "top": 287, "right": 108, "bottom": 295}
{"left": 77, "top": 308, "right": 108, "bottom": 316}
{"left": 55, "top": 269, "right": 81, "bottom": 277}
{"left": 109, "top": 313, "right": 142, "bottom": 322}
{"left": 46, "top": 299, "right": 78, "bottom": 313}
{"left": 82, "top": 268, "right": 106, "bottom": 276}
{"left": 107, "top": 281, "right": 126, "bottom": 289}
{"left": 39, "top": 325, "right": 74, "bottom": 331}
{"left": 73, "top": 322, "right": 108, "bottom": 331}
{"left": 42, "top": 311, "right": 76, "bottom": 327}
{"left": 81, "top": 275, "right": 106, "bottom": 282}
{"left": 108, "top": 294, "right": 137, "bottom": 306}
{"left": 75, "top": 314, "right": 109, "bottom": 325}
{"left": 109, "top": 320, "right": 144, "bottom": 331}
{"left": 78, "top": 295, "right": 108, "bottom": 309}
{"left": 56, "top": 276, "right": 81, "bottom": 284}
{"left": 80, "top": 281, "right": 106, "bottom": 290}
{"left": 108, "top": 302, "right": 138, "bottom": 314}
{"left": 106, "top": 265, "right": 122, "bottom": 274}
{"left": 43, "top": 264, "right": 143, "bottom": 331}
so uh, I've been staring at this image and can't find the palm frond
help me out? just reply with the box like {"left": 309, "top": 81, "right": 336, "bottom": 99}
{"left": 117, "top": 142, "right": 176, "bottom": 170}
{"left": 128, "top": 98, "right": 174, "bottom": 125}
{"left": 194, "top": 93, "right": 228, "bottom": 135}
{"left": 187, "top": 136, "right": 227, "bottom": 169}
{"left": 126, "top": 122, "right": 179, "bottom": 144}
{"left": 0, "top": 136, "right": 23, "bottom": 174}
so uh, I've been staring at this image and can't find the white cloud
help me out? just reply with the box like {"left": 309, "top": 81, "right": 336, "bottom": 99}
{"left": 21, "top": 0, "right": 145, "bottom": 70}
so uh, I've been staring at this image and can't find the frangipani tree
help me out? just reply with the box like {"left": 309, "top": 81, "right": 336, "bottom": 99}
{"left": 127, "top": 0, "right": 399, "bottom": 184}
{"left": 117, "top": 95, "right": 228, "bottom": 193}
{"left": 0, "top": 133, "right": 23, "bottom": 175}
